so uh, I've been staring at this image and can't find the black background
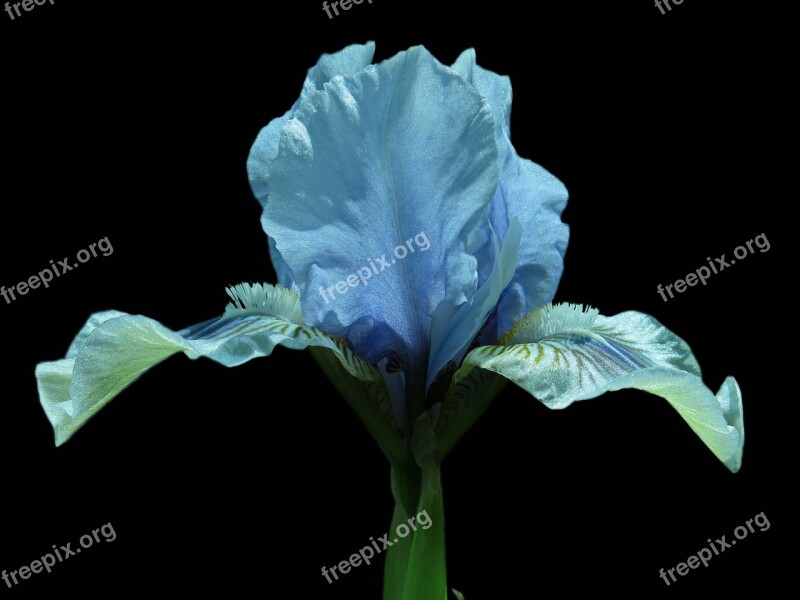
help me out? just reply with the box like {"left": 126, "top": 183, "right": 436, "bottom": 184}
{"left": 1, "top": 1, "right": 789, "bottom": 597}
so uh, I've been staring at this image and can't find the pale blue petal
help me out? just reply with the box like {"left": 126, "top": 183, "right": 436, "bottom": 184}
{"left": 297, "top": 41, "right": 377, "bottom": 105}
{"left": 247, "top": 43, "right": 376, "bottom": 287}
{"left": 247, "top": 42, "right": 376, "bottom": 205}
{"left": 36, "top": 284, "right": 382, "bottom": 446}
{"left": 264, "top": 46, "right": 500, "bottom": 382}
{"left": 247, "top": 109, "right": 292, "bottom": 203}
{"left": 268, "top": 236, "right": 296, "bottom": 290}
{"left": 450, "top": 49, "right": 476, "bottom": 96}
{"left": 427, "top": 219, "right": 521, "bottom": 388}
{"left": 489, "top": 156, "right": 569, "bottom": 337}
{"left": 453, "top": 50, "right": 569, "bottom": 340}
{"left": 455, "top": 304, "right": 744, "bottom": 472}
{"left": 452, "top": 49, "right": 511, "bottom": 160}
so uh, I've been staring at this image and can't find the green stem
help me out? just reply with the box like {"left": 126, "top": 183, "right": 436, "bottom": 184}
{"left": 401, "top": 457, "right": 446, "bottom": 600}
{"left": 312, "top": 346, "right": 456, "bottom": 598}
{"left": 384, "top": 461, "right": 420, "bottom": 600}
{"left": 384, "top": 496, "right": 414, "bottom": 599}
{"left": 384, "top": 413, "right": 448, "bottom": 600}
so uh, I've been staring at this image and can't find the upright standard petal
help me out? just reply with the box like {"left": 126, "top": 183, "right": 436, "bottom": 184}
{"left": 453, "top": 50, "right": 570, "bottom": 340}
{"left": 264, "top": 47, "right": 500, "bottom": 381}
{"left": 247, "top": 41, "right": 376, "bottom": 204}
{"left": 247, "top": 42, "right": 377, "bottom": 287}
{"left": 35, "top": 284, "right": 397, "bottom": 450}
{"left": 427, "top": 219, "right": 521, "bottom": 389}
{"left": 453, "top": 304, "right": 744, "bottom": 472}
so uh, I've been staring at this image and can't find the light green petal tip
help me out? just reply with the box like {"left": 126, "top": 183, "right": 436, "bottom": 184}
{"left": 36, "top": 359, "right": 78, "bottom": 446}
{"left": 457, "top": 302, "right": 744, "bottom": 472}
{"left": 36, "top": 283, "right": 382, "bottom": 446}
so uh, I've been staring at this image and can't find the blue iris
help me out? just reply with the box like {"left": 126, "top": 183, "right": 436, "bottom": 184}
{"left": 35, "top": 42, "right": 743, "bottom": 600}
{"left": 248, "top": 43, "right": 568, "bottom": 427}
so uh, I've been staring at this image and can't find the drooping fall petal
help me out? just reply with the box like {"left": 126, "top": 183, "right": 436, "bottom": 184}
{"left": 453, "top": 303, "right": 744, "bottom": 472}
{"left": 36, "top": 284, "right": 391, "bottom": 446}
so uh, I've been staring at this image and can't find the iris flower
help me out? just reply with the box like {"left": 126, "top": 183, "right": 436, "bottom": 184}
{"left": 35, "top": 43, "right": 744, "bottom": 599}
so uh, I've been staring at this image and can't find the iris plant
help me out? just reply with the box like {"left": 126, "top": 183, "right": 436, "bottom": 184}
{"left": 35, "top": 43, "right": 744, "bottom": 599}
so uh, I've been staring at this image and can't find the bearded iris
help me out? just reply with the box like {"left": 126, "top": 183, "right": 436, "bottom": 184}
{"left": 35, "top": 43, "right": 744, "bottom": 599}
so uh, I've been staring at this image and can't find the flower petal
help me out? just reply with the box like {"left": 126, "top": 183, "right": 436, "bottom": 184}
{"left": 264, "top": 46, "right": 500, "bottom": 378}
{"left": 453, "top": 50, "right": 570, "bottom": 340}
{"left": 454, "top": 303, "right": 744, "bottom": 472}
{"left": 452, "top": 49, "right": 511, "bottom": 158}
{"left": 247, "top": 41, "right": 376, "bottom": 204}
{"left": 487, "top": 155, "right": 569, "bottom": 339}
{"left": 247, "top": 42, "right": 376, "bottom": 287}
{"left": 427, "top": 219, "right": 521, "bottom": 388}
{"left": 36, "top": 284, "right": 384, "bottom": 446}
